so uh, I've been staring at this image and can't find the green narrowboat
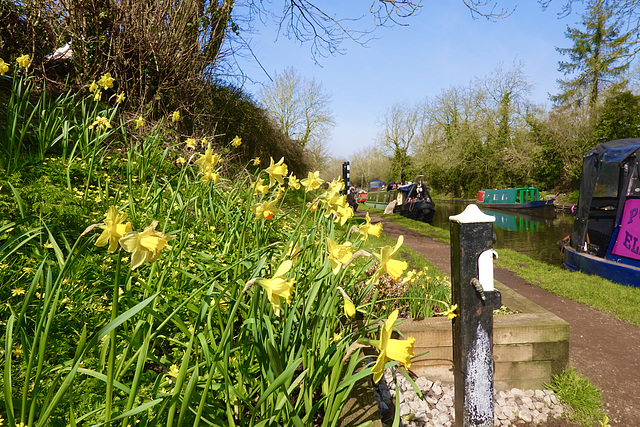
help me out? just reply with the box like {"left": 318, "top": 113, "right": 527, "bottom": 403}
{"left": 476, "top": 188, "right": 554, "bottom": 211}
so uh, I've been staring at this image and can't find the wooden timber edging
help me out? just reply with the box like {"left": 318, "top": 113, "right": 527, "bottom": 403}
{"left": 395, "top": 281, "right": 570, "bottom": 390}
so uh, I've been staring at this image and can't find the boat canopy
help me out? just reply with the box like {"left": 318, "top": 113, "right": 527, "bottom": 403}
{"left": 368, "top": 180, "right": 386, "bottom": 191}
{"left": 571, "top": 138, "right": 640, "bottom": 257}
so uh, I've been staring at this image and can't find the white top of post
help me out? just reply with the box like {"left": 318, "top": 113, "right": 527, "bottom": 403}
{"left": 449, "top": 204, "right": 496, "bottom": 224}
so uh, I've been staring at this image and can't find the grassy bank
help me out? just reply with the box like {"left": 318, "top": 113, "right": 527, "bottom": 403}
{"left": 2, "top": 65, "right": 437, "bottom": 426}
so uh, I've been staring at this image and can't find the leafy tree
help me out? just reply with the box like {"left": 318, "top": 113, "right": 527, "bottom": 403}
{"left": 349, "top": 146, "right": 392, "bottom": 188}
{"left": 258, "top": 67, "right": 335, "bottom": 150}
{"left": 553, "top": 0, "right": 632, "bottom": 108}
{"left": 531, "top": 103, "right": 594, "bottom": 188}
{"left": 305, "top": 138, "right": 333, "bottom": 173}
{"left": 377, "top": 102, "right": 422, "bottom": 182}
{"left": 593, "top": 91, "right": 640, "bottom": 142}
{"left": 544, "top": 0, "right": 640, "bottom": 62}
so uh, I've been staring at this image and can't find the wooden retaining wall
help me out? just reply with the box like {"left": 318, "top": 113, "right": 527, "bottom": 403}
{"left": 395, "top": 281, "right": 569, "bottom": 390}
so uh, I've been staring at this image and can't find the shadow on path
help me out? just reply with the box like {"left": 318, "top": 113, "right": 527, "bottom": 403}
{"left": 365, "top": 212, "right": 640, "bottom": 426}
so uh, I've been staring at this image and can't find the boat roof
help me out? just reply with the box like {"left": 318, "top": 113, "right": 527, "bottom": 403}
{"left": 583, "top": 138, "right": 640, "bottom": 163}
{"left": 480, "top": 187, "right": 540, "bottom": 192}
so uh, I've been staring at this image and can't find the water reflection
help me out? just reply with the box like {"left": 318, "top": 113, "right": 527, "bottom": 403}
{"left": 483, "top": 209, "right": 552, "bottom": 232}
{"left": 432, "top": 201, "right": 574, "bottom": 266}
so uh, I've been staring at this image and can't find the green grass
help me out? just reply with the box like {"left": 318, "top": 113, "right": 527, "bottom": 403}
{"left": 546, "top": 366, "right": 608, "bottom": 426}
{"left": 359, "top": 204, "right": 450, "bottom": 244}
{"left": 495, "top": 248, "right": 640, "bottom": 327}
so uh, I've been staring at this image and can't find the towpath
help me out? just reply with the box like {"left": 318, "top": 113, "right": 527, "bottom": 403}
{"left": 365, "top": 211, "right": 640, "bottom": 426}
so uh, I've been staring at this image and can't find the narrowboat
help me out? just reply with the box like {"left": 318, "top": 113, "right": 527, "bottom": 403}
{"left": 392, "top": 178, "right": 436, "bottom": 224}
{"left": 476, "top": 188, "right": 555, "bottom": 212}
{"left": 561, "top": 138, "right": 640, "bottom": 288}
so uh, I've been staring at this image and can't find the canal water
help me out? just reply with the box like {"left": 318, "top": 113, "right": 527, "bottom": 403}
{"left": 432, "top": 200, "right": 575, "bottom": 266}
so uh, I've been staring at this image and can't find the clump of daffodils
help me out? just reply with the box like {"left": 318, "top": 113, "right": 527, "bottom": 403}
{"left": 89, "top": 207, "right": 175, "bottom": 270}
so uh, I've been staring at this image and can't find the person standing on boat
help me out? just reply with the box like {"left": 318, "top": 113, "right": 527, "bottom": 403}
{"left": 347, "top": 186, "right": 358, "bottom": 213}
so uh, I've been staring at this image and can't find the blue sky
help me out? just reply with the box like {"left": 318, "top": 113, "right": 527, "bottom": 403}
{"left": 234, "top": 1, "right": 584, "bottom": 158}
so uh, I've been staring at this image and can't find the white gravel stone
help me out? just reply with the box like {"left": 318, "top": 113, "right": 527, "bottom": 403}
{"left": 432, "top": 382, "right": 443, "bottom": 396}
{"left": 373, "top": 368, "right": 565, "bottom": 426}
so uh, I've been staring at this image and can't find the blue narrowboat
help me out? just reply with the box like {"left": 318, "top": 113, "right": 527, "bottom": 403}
{"left": 393, "top": 178, "right": 436, "bottom": 224}
{"left": 561, "top": 138, "right": 640, "bottom": 288}
{"left": 476, "top": 188, "right": 555, "bottom": 212}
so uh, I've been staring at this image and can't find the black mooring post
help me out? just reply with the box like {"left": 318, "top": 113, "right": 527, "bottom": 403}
{"left": 450, "top": 205, "right": 502, "bottom": 427}
{"left": 342, "top": 161, "right": 350, "bottom": 194}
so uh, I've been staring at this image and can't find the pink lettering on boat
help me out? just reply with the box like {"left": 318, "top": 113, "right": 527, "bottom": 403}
{"left": 612, "top": 199, "right": 640, "bottom": 260}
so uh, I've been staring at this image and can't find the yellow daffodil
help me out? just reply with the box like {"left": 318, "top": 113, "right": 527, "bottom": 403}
{"left": 98, "top": 72, "right": 115, "bottom": 89}
{"left": 371, "top": 235, "right": 408, "bottom": 283}
{"left": 195, "top": 145, "right": 219, "bottom": 172}
{"left": 135, "top": 116, "right": 145, "bottom": 129}
{"left": 300, "top": 171, "right": 324, "bottom": 192}
{"left": 252, "top": 157, "right": 261, "bottom": 166}
{"left": 288, "top": 174, "right": 300, "bottom": 190}
{"left": 257, "top": 260, "right": 295, "bottom": 316}
{"left": 16, "top": 54, "right": 30, "bottom": 68}
{"left": 333, "top": 331, "right": 343, "bottom": 343}
{"left": 321, "top": 190, "right": 346, "bottom": 218}
{"left": 88, "top": 80, "right": 98, "bottom": 92}
{"left": 335, "top": 204, "right": 353, "bottom": 226}
{"left": 265, "top": 157, "right": 288, "bottom": 187}
{"left": 88, "top": 115, "right": 111, "bottom": 131}
{"left": 253, "top": 178, "right": 270, "bottom": 196}
{"left": 201, "top": 137, "right": 208, "bottom": 147}
{"left": 250, "top": 199, "right": 281, "bottom": 221}
{"left": 200, "top": 167, "right": 219, "bottom": 183}
{"left": 380, "top": 235, "right": 408, "bottom": 280}
{"left": 337, "top": 286, "right": 356, "bottom": 318}
{"left": 359, "top": 213, "right": 383, "bottom": 241}
{"left": 119, "top": 220, "right": 175, "bottom": 270}
{"left": 95, "top": 206, "right": 133, "bottom": 252}
{"left": 327, "top": 237, "right": 354, "bottom": 275}
{"left": 0, "top": 58, "right": 9, "bottom": 75}
{"left": 231, "top": 135, "right": 242, "bottom": 147}
{"left": 115, "top": 92, "right": 126, "bottom": 103}
{"left": 441, "top": 304, "right": 458, "bottom": 320}
{"left": 176, "top": 157, "right": 186, "bottom": 165}
{"left": 171, "top": 110, "right": 180, "bottom": 122}
{"left": 327, "top": 179, "right": 345, "bottom": 193}
{"left": 93, "top": 89, "right": 102, "bottom": 102}
{"left": 371, "top": 309, "right": 416, "bottom": 383}
{"left": 185, "top": 138, "right": 197, "bottom": 149}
